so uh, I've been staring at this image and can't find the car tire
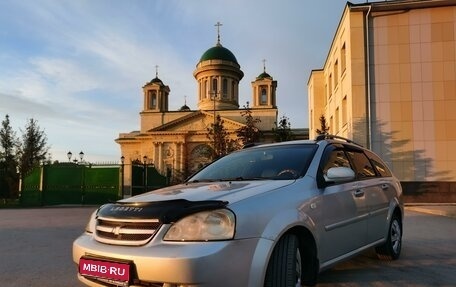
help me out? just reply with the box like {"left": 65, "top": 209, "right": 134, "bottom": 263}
{"left": 264, "top": 233, "right": 302, "bottom": 287}
{"left": 375, "top": 213, "right": 402, "bottom": 260}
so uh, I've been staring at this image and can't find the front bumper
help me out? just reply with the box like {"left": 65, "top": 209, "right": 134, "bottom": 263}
{"left": 73, "top": 232, "right": 271, "bottom": 287}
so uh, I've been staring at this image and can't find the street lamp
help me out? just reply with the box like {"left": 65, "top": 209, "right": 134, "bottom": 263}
{"left": 67, "top": 151, "right": 84, "bottom": 163}
{"left": 210, "top": 90, "right": 220, "bottom": 127}
{"left": 120, "top": 156, "right": 125, "bottom": 199}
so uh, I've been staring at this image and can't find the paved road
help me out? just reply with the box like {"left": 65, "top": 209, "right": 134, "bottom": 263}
{"left": 0, "top": 207, "right": 96, "bottom": 287}
{"left": 318, "top": 210, "right": 456, "bottom": 286}
{"left": 0, "top": 207, "right": 454, "bottom": 287}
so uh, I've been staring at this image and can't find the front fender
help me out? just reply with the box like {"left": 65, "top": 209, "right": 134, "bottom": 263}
{"left": 247, "top": 208, "right": 318, "bottom": 286}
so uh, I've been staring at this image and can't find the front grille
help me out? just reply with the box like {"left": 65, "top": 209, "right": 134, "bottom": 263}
{"left": 94, "top": 216, "right": 161, "bottom": 246}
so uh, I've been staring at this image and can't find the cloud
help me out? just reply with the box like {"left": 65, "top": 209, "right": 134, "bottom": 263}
{"left": 0, "top": 0, "right": 363, "bottom": 162}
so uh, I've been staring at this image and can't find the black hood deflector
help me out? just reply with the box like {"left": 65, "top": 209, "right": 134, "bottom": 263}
{"left": 97, "top": 199, "right": 228, "bottom": 224}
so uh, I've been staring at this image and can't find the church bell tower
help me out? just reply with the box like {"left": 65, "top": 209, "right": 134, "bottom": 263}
{"left": 251, "top": 60, "right": 277, "bottom": 109}
{"left": 142, "top": 66, "right": 170, "bottom": 113}
{"left": 194, "top": 22, "right": 244, "bottom": 111}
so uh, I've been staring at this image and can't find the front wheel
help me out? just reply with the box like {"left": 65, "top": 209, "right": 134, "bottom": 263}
{"left": 376, "top": 213, "right": 402, "bottom": 260}
{"left": 264, "top": 234, "right": 302, "bottom": 287}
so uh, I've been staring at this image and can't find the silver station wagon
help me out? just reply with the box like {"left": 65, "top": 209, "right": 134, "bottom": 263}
{"left": 73, "top": 135, "right": 403, "bottom": 287}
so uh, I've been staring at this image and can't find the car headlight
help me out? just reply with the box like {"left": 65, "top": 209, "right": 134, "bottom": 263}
{"left": 164, "top": 209, "right": 235, "bottom": 241}
{"left": 85, "top": 210, "right": 98, "bottom": 234}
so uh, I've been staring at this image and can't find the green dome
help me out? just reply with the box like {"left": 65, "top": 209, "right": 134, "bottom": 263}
{"left": 199, "top": 45, "right": 238, "bottom": 64}
{"left": 179, "top": 104, "right": 191, "bottom": 111}
{"left": 150, "top": 77, "right": 163, "bottom": 85}
{"left": 257, "top": 72, "right": 272, "bottom": 80}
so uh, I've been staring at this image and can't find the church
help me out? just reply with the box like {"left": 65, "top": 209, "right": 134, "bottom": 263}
{"left": 116, "top": 24, "right": 281, "bottom": 190}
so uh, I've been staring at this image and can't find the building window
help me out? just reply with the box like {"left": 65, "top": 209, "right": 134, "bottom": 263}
{"left": 342, "top": 96, "right": 347, "bottom": 125}
{"left": 190, "top": 144, "right": 213, "bottom": 174}
{"left": 222, "top": 78, "right": 228, "bottom": 98}
{"left": 231, "top": 81, "right": 235, "bottom": 99}
{"left": 261, "top": 88, "right": 267, "bottom": 105}
{"left": 334, "top": 60, "right": 339, "bottom": 87}
{"left": 212, "top": 78, "right": 218, "bottom": 94}
{"left": 324, "top": 84, "right": 328, "bottom": 106}
{"left": 328, "top": 73, "right": 332, "bottom": 97}
{"left": 335, "top": 107, "right": 339, "bottom": 133}
{"left": 149, "top": 91, "right": 157, "bottom": 109}
{"left": 341, "top": 43, "right": 346, "bottom": 73}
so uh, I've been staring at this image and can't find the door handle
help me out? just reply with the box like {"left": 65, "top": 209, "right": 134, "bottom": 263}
{"left": 354, "top": 189, "right": 364, "bottom": 197}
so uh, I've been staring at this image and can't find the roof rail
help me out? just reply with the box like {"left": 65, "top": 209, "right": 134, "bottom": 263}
{"left": 315, "top": 134, "right": 363, "bottom": 146}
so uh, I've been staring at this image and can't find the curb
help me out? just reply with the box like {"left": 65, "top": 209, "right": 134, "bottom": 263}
{"left": 405, "top": 205, "right": 456, "bottom": 218}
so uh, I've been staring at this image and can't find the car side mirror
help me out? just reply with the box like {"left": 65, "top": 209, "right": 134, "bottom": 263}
{"left": 325, "top": 167, "right": 355, "bottom": 183}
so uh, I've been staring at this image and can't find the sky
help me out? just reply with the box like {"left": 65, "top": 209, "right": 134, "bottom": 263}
{"left": 0, "top": 0, "right": 367, "bottom": 163}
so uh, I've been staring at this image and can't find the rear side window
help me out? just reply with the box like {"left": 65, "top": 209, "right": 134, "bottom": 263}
{"left": 365, "top": 150, "right": 392, "bottom": 177}
{"left": 346, "top": 150, "right": 376, "bottom": 179}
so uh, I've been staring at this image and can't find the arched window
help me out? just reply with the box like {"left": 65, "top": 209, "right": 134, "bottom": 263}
{"left": 222, "top": 79, "right": 228, "bottom": 98}
{"left": 149, "top": 91, "right": 157, "bottom": 109}
{"left": 189, "top": 144, "right": 214, "bottom": 174}
{"left": 212, "top": 78, "right": 218, "bottom": 94}
{"left": 204, "top": 80, "right": 208, "bottom": 98}
{"left": 261, "top": 88, "right": 267, "bottom": 105}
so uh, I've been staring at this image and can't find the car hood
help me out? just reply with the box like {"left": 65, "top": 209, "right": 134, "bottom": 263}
{"left": 121, "top": 180, "right": 294, "bottom": 205}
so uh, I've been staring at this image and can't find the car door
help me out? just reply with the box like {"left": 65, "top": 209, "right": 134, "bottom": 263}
{"left": 319, "top": 145, "right": 368, "bottom": 263}
{"left": 362, "top": 150, "right": 397, "bottom": 243}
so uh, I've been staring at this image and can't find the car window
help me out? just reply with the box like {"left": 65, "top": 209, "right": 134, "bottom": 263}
{"left": 188, "top": 144, "right": 318, "bottom": 181}
{"left": 346, "top": 150, "right": 376, "bottom": 178}
{"left": 321, "top": 147, "right": 351, "bottom": 174}
{"left": 364, "top": 150, "right": 392, "bottom": 177}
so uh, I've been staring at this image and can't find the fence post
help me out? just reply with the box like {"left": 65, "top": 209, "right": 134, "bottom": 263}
{"left": 39, "top": 165, "right": 44, "bottom": 206}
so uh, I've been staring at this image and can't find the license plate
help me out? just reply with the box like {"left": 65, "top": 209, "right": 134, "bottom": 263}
{"left": 79, "top": 257, "right": 131, "bottom": 282}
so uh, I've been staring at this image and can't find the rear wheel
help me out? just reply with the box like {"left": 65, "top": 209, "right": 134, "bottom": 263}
{"left": 264, "top": 234, "right": 302, "bottom": 287}
{"left": 376, "top": 213, "right": 402, "bottom": 260}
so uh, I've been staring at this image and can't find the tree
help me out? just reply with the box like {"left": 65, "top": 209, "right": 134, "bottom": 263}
{"left": 207, "top": 115, "right": 239, "bottom": 159}
{"left": 236, "top": 102, "right": 262, "bottom": 146}
{"left": 0, "top": 115, "right": 20, "bottom": 199}
{"left": 316, "top": 114, "right": 330, "bottom": 135}
{"left": 272, "top": 115, "right": 294, "bottom": 142}
{"left": 18, "top": 119, "right": 50, "bottom": 178}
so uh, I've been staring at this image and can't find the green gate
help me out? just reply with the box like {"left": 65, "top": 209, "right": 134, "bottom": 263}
{"left": 131, "top": 164, "right": 167, "bottom": 196}
{"left": 20, "top": 163, "right": 120, "bottom": 206}
{"left": 20, "top": 162, "right": 167, "bottom": 206}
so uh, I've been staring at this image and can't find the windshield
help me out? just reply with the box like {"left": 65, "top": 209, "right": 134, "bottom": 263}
{"left": 188, "top": 144, "right": 318, "bottom": 182}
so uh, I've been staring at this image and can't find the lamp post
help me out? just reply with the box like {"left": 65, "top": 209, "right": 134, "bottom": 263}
{"left": 210, "top": 90, "right": 220, "bottom": 127}
{"left": 210, "top": 90, "right": 220, "bottom": 157}
{"left": 120, "top": 156, "right": 125, "bottom": 199}
{"left": 143, "top": 155, "right": 148, "bottom": 193}
{"left": 67, "top": 151, "right": 72, "bottom": 162}
{"left": 79, "top": 151, "right": 84, "bottom": 162}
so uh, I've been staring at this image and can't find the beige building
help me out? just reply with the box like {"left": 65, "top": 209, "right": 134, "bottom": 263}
{"left": 308, "top": 0, "right": 456, "bottom": 201}
{"left": 116, "top": 33, "right": 279, "bottom": 195}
